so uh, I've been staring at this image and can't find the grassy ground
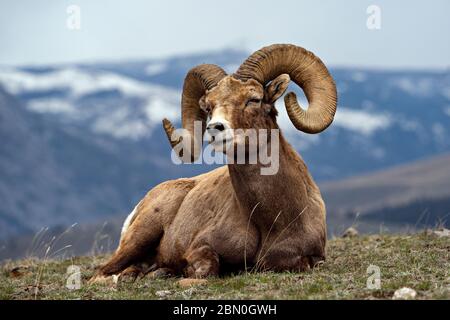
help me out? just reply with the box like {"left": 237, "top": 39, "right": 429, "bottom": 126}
{"left": 0, "top": 232, "right": 448, "bottom": 300}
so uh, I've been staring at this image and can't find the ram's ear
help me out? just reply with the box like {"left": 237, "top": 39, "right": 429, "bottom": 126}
{"left": 264, "top": 74, "right": 290, "bottom": 104}
{"left": 198, "top": 95, "right": 207, "bottom": 113}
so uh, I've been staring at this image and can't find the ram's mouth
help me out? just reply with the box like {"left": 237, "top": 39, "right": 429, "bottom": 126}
{"left": 208, "top": 133, "right": 234, "bottom": 150}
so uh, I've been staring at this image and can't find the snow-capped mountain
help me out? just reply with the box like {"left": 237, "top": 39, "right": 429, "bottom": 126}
{"left": 0, "top": 49, "right": 449, "bottom": 240}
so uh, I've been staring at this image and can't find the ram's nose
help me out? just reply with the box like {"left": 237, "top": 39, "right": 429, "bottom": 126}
{"left": 207, "top": 122, "right": 226, "bottom": 132}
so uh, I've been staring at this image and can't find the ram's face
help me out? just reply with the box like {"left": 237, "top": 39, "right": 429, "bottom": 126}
{"left": 162, "top": 44, "right": 338, "bottom": 163}
{"left": 200, "top": 75, "right": 288, "bottom": 153}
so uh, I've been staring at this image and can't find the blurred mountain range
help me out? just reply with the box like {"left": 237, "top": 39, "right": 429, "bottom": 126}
{"left": 322, "top": 153, "right": 450, "bottom": 234}
{"left": 0, "top": 48, "right": 449, "bottom": 259}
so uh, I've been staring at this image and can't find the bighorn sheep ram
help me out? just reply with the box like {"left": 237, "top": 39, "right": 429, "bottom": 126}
{"left": 90, "top": 44, "right": 337, "bottom": 282}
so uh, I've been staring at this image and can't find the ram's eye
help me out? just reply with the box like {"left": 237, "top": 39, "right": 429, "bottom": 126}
{"left": 201, "top": 104, "right": 211, "bottom": 114}
{"left": 245, "top": 98, "right": 262, "bottom": 106}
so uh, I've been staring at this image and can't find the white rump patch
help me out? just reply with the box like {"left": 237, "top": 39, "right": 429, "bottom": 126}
{"left": 120, "top": 202, "right": 141, "bottom": 238}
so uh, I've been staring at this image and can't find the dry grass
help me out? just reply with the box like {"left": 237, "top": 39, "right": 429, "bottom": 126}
{"left": 0, "top": 232, "right": 448, "bottom": 300}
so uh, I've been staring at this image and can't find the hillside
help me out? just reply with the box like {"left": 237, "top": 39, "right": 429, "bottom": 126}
{"left": 322, "top": 153, "right": 450, "bottom": 212}
{"left": 321, "top": 153, "right": 450, "bottom": 234}
{"left": 0, "top": 232, "right": 448, "bottom": 300}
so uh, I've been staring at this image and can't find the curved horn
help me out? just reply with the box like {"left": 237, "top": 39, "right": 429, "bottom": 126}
{"left": 163, "top": 64, "right": 227, "bottom": 161}
{"left": 234, "top": 44, "right": 337, "bottom": 134}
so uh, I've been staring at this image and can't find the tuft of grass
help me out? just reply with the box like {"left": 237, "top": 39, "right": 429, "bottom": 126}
{"left": 0, "top": 233, "right": 448, "bottom": 300}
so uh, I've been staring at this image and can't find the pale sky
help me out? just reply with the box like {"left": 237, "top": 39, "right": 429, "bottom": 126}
{"left": 1, "top": 0, "right": 449, "bottom": 69}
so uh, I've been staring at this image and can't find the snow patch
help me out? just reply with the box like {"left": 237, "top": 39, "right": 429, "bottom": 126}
{"left": 0, "top": 66, "right": 185, "bottom": 140}
{"left": 391, "top": 77, "right": 433, "bottom": 96}
{"left": 0, "top": 67, "right": 163, "bottom": 98}
{"left": 223, "top": 64, "right": 240, "bottom": 74}
{"left": 277, "top": 98, "right": 390, "bottom": 136}
{"left": 144, "top": 97, "right": 178, "bottom": 124}
{"left": 145, "top": 62, "right": 167, "bottom": 76}
{"left": 28, "top": 98, "right": 75, "bottom": 114}
{"left": 334, "top": 107, "right": 392, "bottom": 135}
{"left": 90, "top": 91, "right": 180, "bottom": 140}
{"left": 351, "top": 71, "right": 367, "bottom": 82}
{"left": 92, "top": 108, "right": 149, "bottom": 140}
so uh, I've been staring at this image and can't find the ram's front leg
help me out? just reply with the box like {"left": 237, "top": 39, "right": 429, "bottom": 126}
{"left": 183, "top": 243, "right": 220, "bottom": 278}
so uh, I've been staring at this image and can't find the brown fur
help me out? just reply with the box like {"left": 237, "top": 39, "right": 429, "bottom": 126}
{"left": 90, "top": 75, "right": 327, "bottom": 282}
